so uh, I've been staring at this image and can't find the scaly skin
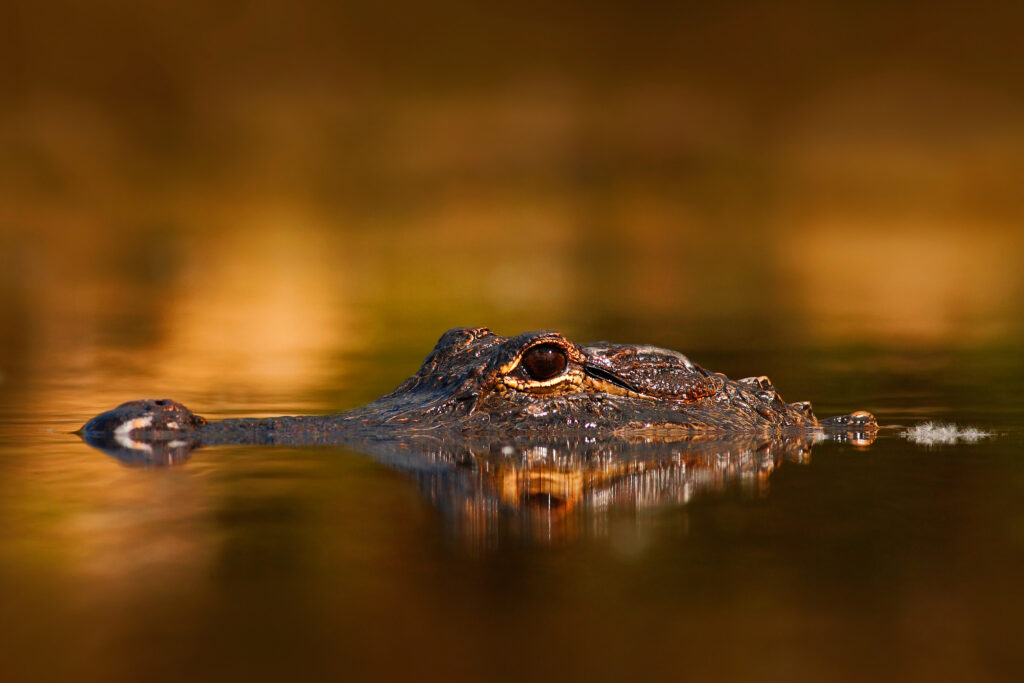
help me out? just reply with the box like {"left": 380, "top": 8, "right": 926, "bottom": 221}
{"left": 80, "top": 327, "right": 877, "bottom": 454}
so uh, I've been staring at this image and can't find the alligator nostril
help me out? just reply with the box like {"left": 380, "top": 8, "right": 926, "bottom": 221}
{"left": 849, "top": 410, "right": 876, "bottom": 425}
{"left": 155, "top": 400, "right": 169, "bottom": 406}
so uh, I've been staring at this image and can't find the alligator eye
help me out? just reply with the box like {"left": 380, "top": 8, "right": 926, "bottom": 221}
{"left": 520, "top": 343, "right": 568, "bottom": 381}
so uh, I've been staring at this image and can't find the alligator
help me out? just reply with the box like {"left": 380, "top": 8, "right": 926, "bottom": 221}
{"left": 78, "top": 327, "right": 877, "bottom": 543}
{"left": 80, "top": 327, "right": 877, "bottom": 459}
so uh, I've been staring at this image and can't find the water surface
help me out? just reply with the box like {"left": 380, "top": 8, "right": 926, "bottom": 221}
{"left": 2, "top": 326, "right": 1022, "bottom": 683}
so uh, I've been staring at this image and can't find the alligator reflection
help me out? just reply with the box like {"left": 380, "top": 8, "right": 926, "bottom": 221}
{"left": 403, "top": 434, "right": 816, "bottom": 547}
{"left": 82, "top": 427, "right": 875, "bottom": 547}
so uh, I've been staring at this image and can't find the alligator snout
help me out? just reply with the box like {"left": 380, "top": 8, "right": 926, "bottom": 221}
{"left": 80, "top": 399, "right": 205, "bottom": 438}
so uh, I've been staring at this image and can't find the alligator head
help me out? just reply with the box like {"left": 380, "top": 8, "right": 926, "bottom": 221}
{"left": 80, "top": 326, "right": 877, "bottom": 462}
{"left": 340, "top": 327, "right": 876, "bottom": 435}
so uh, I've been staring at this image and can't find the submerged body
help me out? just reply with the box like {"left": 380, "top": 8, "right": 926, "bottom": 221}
{"left": 81, "top": 327, "right": 877, "bottom": 453}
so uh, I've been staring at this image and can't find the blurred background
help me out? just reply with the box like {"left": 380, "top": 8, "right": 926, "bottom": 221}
{"left": 3, "top": 0, "right": 1023, "bottom": 409}
{"left": 2, "top": 3, "right": 1024, "bottom": 681}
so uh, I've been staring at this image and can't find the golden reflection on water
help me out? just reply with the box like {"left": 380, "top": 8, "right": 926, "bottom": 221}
{"left": 162, "top": 221, "right": 363, "bottom": 393}
{"left": 785, "top": 223, "right": 1023, "bottom": 342}
{"left": 5, "top": 56, "right": 1024, "bottom": 365}
{"left": 4, "top": 80, "right": 1022, "bottom": 384}
{"left": 4, "top": 3, "right": 1024, "bottom": 680}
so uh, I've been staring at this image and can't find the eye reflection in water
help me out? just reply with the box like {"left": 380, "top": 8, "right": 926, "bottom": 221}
{"left": 81, "top": 427, "right": 876, "bottom": 549}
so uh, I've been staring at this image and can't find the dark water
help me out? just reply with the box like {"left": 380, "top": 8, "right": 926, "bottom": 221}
{"left": 2, "top": 322, "right": 1023, "bottom": 682}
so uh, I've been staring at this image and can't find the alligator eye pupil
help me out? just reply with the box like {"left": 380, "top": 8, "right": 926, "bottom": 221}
{"left": 521, "top": 344, "right": 568, "bottom": 381}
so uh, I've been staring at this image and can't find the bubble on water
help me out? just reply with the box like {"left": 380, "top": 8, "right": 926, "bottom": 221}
{"left": 903, "top": 422, "right": 992, "bottom": 446}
